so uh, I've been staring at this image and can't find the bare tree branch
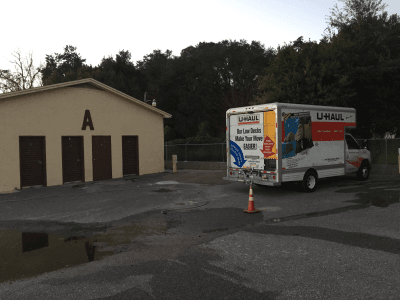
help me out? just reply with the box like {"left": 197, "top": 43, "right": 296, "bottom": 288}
{"left": 0, "top": 49, "right": 43, "bottom": 93}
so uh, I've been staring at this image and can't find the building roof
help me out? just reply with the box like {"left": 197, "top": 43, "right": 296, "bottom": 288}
{"left": 0, "top": 78, "right": 172, "bottom": 118}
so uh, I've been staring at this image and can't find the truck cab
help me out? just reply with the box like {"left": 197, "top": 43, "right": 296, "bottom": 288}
{"left": 345, "top": 133, "right": 371, "bottom": 180}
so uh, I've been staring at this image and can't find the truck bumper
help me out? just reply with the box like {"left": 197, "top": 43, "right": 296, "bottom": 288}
{"left": 222, "top": 177, "right": 281, "bottom": 186}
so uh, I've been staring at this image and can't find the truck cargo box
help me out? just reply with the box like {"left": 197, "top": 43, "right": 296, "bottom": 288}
{"left": 223, "top": 102, "right": 371, "bottom": 192}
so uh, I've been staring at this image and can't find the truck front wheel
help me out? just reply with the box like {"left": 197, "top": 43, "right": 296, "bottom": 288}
{"left": 356, "top": 162, "right": 370, "bottom": 181}
{"left": 302, "top": 170, "right": 318, "bottom": 193}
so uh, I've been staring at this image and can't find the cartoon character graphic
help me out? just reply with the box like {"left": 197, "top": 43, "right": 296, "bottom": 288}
{"left": 282, "top": 113, "right": 314, "bottom": 158}
{"left": 294, "top": 116, "right": 314, "bottom": 154}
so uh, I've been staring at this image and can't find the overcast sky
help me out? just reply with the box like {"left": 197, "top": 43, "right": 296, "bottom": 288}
{"left": 1, "top": 0, "right": 399, "bottom": 72}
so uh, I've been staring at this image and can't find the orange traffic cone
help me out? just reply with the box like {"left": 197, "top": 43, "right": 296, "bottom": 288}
{"left": 243, "top": 184, "right": 260, "bottom": 214}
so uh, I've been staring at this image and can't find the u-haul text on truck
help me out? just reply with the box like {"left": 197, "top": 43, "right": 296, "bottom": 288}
{"left": 222, "top": 102, "right": 372, "bottom": 192}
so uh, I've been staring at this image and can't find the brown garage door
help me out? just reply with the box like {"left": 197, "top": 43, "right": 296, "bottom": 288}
{"left": 62, "top": 137, "right": 84, "bottom": 183}
{"left": 92, "top": 136, "right": 112, "bottom": 181}
{"left": 122, "top": 136, "right": 139, "bottom": 176}
{"left": 19, "top": 137, "right": 46, "bottom": 188}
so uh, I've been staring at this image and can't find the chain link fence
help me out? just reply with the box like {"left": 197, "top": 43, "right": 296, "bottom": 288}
{"left": 165, "top": 141, "right": 226, "bottom": 162}
{"left": 356, "top": 138, "right": 400, "bottom": 165}
{"left": 165, "top": 139, "right": 400, "bottom": 165}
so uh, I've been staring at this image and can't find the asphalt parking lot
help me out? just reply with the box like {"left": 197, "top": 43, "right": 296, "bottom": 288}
{"left": 0, "top": 170, "right": 400, "bottom": 299}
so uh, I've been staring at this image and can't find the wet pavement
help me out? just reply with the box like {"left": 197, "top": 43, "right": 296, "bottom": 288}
{"left": 0, "top": 170, "right": 399, "bottom": 299}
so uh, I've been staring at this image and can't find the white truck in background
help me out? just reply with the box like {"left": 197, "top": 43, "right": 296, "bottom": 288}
{"left": 222, "top": 102, "right": 372, "bottom": 192}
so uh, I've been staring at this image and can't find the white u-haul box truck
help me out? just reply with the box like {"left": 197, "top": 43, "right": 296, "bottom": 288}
{"left": 222, "top": 102, "right": 372, "bottom": 192}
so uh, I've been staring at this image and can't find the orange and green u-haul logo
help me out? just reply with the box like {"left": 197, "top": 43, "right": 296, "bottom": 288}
{"left": 261, "top": 111, "right": 277, "bottom": 159}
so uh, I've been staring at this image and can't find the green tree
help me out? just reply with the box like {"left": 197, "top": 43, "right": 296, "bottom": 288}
{"left": 40, "top": 47, "right": 145, "bottom": 100}
{"left": 252, "top": 35, "right": 357, "bottom": 107}
{"left": 136, "top": 49, "right": 174, "bottom": 104}
{"left": 95, "top": 50, "right": 144, "bottom": 99}
{"left": 76, "top": 65, "right": 100, "bottom": 80}
{"left": 162, "top": 40, "right": 275, "bottom": 140}
{"left": 255, "top": 0, "right": 400, "bottom": 138}
{"left": 322, "top": 0, "right": 389, "bottom": 42}
{"left": 40, "top": 45, "right": 87, "bottom": 85}
{"left": 214, "top": 40, "right": 276, "bottom": 108}
{"left": 320, "top": 0, "right": 400, "bottom": 137}
{"left": 196, "top": 121, "right": 212, "bottom": 138}
{"left": 164, "top": 125, "right": 176, "bottom": 141}
{"left": 334, "top": 10, "right": 400, "bottom": 137}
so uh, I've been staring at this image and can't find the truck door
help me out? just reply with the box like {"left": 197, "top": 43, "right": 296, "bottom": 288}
{"left": 345, "top": 134, "right": 362, "bottom": 174}
{"left": 229, "top": 113, "right": 264, "bottom": 169}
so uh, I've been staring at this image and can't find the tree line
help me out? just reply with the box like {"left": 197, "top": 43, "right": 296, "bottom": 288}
{"left": 1, "top": 0, "right": 399, "bottom": 140}
{"left": 254, "top": 0, "right": 400, "bottom": 139}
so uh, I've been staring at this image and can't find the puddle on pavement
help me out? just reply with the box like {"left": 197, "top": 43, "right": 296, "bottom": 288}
{"left": 337, "top": 183, "right": 400, "bottom": 207}
{"left": 264, "top": 204, "right": 370, "bottom": 224}
{"left": 264, "top": 190, "right": 400, "bottom": 224}
{"left": 359, "top": 197, "right": 393, "bottom": 207}
{"left": 72, "top": 184, "right": 87, "bottom": 189}
{"left": 0, "top": 218, "right": 167, "bottom": 284}
{"left": 154, "top": 188, "right": 174, "bottom": 193}
{"left": 103, "top": 181, "right": 127, "bottom": 186}
{"left": 263, "top": 183, "right": 400, "bottom": 224}
{"left": 202, "top": 228, "right": 229, "bottom": 233}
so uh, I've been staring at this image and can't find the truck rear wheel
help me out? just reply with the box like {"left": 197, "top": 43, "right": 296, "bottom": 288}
{"left": 357, "top": 162, "right": 370, "bottom": 181}
{"left": 302, "top": 170, "right": 318, "bottom": 193}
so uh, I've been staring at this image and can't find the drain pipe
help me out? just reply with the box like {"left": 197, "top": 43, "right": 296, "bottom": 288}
{"left": 144, "top": 92, "right": 147, "bottom": 102}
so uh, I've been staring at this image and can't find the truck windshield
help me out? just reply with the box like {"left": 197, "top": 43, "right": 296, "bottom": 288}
{"left": 345, "top": 135, "right": 360, "bottom": 149}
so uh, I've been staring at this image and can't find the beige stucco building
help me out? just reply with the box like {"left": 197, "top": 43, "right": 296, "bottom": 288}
{"left": 0, "top": 78, "right": 171, "bottom": 194}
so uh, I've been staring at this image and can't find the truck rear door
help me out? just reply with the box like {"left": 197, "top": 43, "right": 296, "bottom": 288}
{"left": 229, "top": 113, "right": 264, "bottom": 169}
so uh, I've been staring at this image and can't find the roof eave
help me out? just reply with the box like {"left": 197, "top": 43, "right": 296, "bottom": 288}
{"left": 0, "top": 78, "right": 172, "bottom": 118}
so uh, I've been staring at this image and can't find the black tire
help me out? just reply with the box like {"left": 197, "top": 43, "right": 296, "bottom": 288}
{"left": 302, "top": 170, "right": 318, "bottom": 193}
{"left": 356, "top": 162, "right": 370, "bottom": 181}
